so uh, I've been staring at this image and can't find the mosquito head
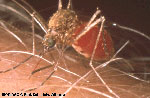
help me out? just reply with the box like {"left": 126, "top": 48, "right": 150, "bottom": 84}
{"left": 43, "top": 34, "right": 56, "bottom": 50}
{"left": 43, "top": 0, "right": 80, "bottom": 50}
{"left": 46, "top": 37, "right": 56, "bottom": 48}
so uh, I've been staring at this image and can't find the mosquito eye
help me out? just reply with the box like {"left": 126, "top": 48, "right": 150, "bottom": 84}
{"left": 47, "top": 38, "right": 56, "bottom": 48}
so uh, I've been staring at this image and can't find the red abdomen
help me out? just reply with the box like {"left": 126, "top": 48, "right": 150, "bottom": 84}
{"left": 72, "top": 23, "right": 114, "bottom": 61}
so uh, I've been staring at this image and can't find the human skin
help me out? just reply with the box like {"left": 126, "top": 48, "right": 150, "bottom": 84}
{"left": 0, "top": 26, "right": 150, "bottom": 98}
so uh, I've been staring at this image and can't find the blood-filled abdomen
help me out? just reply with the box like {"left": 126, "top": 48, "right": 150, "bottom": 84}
{"left": 72, "top": 23, "right": 114, "bottom": 61}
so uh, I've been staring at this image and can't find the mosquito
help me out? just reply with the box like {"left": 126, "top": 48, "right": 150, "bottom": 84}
{"left": 0, "top": 0, "right": 150, "bottom": 97}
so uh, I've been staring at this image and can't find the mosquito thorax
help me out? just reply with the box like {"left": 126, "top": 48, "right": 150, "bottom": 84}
{"left": 43, "top": 9, "right": 81, "bottom": 49}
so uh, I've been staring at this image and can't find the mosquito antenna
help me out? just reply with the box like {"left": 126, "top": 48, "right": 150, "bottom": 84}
{"left": 58, "top": 0, "right": 62, "bottom": 10}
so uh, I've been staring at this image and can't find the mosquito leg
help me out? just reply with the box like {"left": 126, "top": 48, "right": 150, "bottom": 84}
{"left": 0, "top": 55, "right": 33, "bottom": 73}
{"left": 12, "top": 0, "right": 48, "bottom": 34}
{"left": 28, "top": 52, "right": 53, "bottom": 79}
{"left": 24, "top": 47, "right": 64, "bottom": 92}
{"left": 28, "top": 57, "right": 42, "bottom": 79}
{"left": 28, "top": 50, "right": 48, "bottom": 78}
{"left": 89, "top": 17, "right": 120, "bottom": 98}
{"left": 31, "top": 15, "right": 35, "bottom": 55}
{"left": 0, "top": 3, "right": 31, "bottom": 24}
{"left": 0, "top": 20, "right": 28, "bottom": 50}
{"left": 24, "top": 57, "right": 60, "bottom": 92}
{"left": 74, "top": 8, "right": 102, "bottom": 42}
{"left": 90, "top": 18, "right": 104, "bottom": 60}
{"left": 86, "top": 8, "right": 101, "bottom": 27}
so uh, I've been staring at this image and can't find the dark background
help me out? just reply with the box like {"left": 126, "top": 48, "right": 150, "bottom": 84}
{"left": 26, "top": 0, "right": 150, "bottom": 35}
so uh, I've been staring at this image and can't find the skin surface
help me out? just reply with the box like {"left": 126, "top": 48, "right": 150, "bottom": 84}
{"left": 0, "top": 26, "right": 150, "bottom": 98}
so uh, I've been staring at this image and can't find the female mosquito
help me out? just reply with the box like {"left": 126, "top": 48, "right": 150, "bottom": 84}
{"left": 0, "top": 0, "right": 150, "bottom": 97}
